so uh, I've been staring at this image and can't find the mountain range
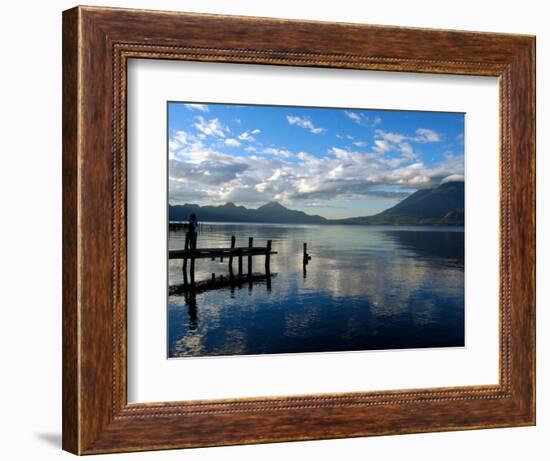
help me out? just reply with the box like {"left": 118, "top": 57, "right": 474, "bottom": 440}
{"left": 169, "top": 181, "right": 464, "bottom": 226}
{"left": 169, "top": 201, "right": 328, "bottom": 224}
{"left": 333, "top": 181, "right": 464, "bottom": 225}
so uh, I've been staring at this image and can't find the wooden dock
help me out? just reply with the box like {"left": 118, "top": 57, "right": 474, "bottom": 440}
{"left": 169, "top": 246, "right": 277, "bottom": 260}
{"left": 169, "top": 272, "right": 277, "bottom": 296}
{"left": 169, "top": 233, "right": 277, "bottom": 288}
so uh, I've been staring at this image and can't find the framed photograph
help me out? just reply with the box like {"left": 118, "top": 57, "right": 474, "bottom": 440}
{"left": 62, "top": 6, "right": 535, "bottom": 454}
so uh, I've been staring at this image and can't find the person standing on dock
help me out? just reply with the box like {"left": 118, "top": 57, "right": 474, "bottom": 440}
{"left": 188, "top": 213, "right": 198, "bottom": 250}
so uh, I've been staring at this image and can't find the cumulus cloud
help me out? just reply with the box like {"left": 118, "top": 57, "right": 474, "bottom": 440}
{"left": 286, "top": 115, "right": 326, "bottom": 134}
{"left": 375, "top": 130, "right": 407, "bottom": 144}
{"left": 224, "top": 138, "right": 241, "bottom": 147}
{"left": 222, "top": 186, "right": 272, "bottom": 204}
{"left": 184, "top": 103, "right": 209, "bottom": 112}
{"left": 345, "top": 111, "right": 382, "bottom": 127}
{"left": 169, "top": 131, "right": 463, "bottom": 207}
{"left": 415, "top": 128, "right": 442, "bottom": 143}
{"left": 238, "top": 130, "right": 260, "bottom": 142}
{"left": 372, "top": 130, "right": 429, "bottom": 161}
{"left": 441, "top": 174, "right": 465, "bottom": 184}
{"left": 260, "top": 147, "right": 294, "bottom": 158}
{"left": 168, "top": 115, "right": 462, "bottom": 211}
{"left": 375, "top": 128, "right": 443, "bottom": 146}
{"left": 374, "top": 140, "right": 391, "bottom": 153}
{"left": 194, "top": 116, "right": 226, "bottom": 138}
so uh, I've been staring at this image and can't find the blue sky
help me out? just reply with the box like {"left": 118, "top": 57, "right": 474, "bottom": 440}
{"left": 168, "top": 102, "right": 464, "bottom": 219}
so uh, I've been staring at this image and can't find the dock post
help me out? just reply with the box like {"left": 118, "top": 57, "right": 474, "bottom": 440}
{"left": 238, "top": 248, "right": 243, "bottom": 279}
{"left": 265, "top": 239, "right": 272, "bottom": 275}
{"left": 303, "top": 242, "right": 311, "bottom": 265}
{"left": 248, "top": 237, "right": 253, "bottom": 277}
{"left": 190, "top": 231, "right": 196, "bottom": 285}
{"left": 182, "top": 232, "right": 189, "bottom": 286}
{"left": 228, "top": 235, "right": 236, "bottom": 272}
{"left": 211, "top": 273, "right": 216, "bottom": 286}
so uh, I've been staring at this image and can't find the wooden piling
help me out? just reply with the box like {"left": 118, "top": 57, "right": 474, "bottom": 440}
{"left": 265, "top": 239, "right": 272, "bottom": 274}
{"left": 190, "top": 258, "right": 195, "bottom": 285}
{"left": 183, "top": 232, "right": 189, "bottom": 286}
{"left": 238, "top": 249, "right": 243, "bottom": 278}
{"left": 248, "top": 237, "right": 253, "bottom": 276}
{"left": 189, "top": 231, "right": 196, "bottom": 285}
{"left": 228, "top": 235, "right": 236, "bottom": 272}
{"left": 303, "top": 242, "right": 311, "bottom": 265}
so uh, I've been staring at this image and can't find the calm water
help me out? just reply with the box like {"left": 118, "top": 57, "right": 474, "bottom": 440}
{"left": 168, "top": 223, "right": 464, "bottom": 358}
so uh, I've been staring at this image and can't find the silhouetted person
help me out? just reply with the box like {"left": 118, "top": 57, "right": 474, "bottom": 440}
{"left": 188, "top": 213, "right": 198, "bottom": 249}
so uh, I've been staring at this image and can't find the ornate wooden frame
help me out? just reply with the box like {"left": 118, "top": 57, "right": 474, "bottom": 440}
{"left": 62, "top": 5, "right": 536, "bottom": 455}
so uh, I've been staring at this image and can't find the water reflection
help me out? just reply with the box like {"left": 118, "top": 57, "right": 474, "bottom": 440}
{"left": 168, "top": 223, "right": 464, "bottom": 357}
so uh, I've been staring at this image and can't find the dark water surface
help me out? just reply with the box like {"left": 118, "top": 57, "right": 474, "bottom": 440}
{"left": 168, "top": 223, "right": 464, "bottom": 358}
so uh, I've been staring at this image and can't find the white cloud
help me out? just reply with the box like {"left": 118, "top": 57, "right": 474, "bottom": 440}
{"left": 224, "top": 138, "right": 241, "bottom": 147}
{"left": 194, "top": 116, "right": 226, "bottom": 138}
{"left": 375, "top": 130, "right": 407, "bottom": 143}
{"left": 374, "top": 140, "right": 391, "bottom": 153}
{"left": 238, "top": 130, "right": 259, "bottom": 142}
{"left": 375, "top": 128, "right": 443, "bottom": 147}
{"left": 345, "top": 111, "right": 382, "bottom": 127}
{"left": 415, "top": 128, "right": 442, "bottom": 143}
{"left": 398, "top": 143, "right": 415, "bottom": 159}
{"left": 251, "top": 128, "right": 261, "bottom": 134}
{"left": 184, "top": 103, "right": 209, "bottom": 112}
{"left": 168, "top": 126, "right": 462, "bottom": 209}
{"left": 222, "top": 186, "right": 271, "bottom": 204}
{"left": 261, "top": 147, "right": 294, "bottom": 158}
{"left": 297, "top": 152, "right": 319, "bottom": 162}
{"left": 345, "top": 111, "right": 361, "bottom": 123}
{"left": 353, "top": 141, "right": 367, "bottom": 147}
{"left": 286, "top": 115, "right": 326, "bottom": 134}
{"left": 441, "top": 174, "right": 465, "bottom": 184}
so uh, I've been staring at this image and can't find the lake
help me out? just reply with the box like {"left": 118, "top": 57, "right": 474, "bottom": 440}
{"left": 168, "top": 223, "right": 465, "bottom": 358}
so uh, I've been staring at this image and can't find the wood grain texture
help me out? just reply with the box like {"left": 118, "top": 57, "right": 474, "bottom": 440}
{"left": 62, "top": 5, "right": 536, "bottom": 455}
{"left": 62, "top": 7, "right": 80, "bottom": 454}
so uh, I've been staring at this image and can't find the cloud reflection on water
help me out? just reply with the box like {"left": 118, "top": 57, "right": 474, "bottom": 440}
{"left": 168, "top": 224, "right": 464, "bottom": 357}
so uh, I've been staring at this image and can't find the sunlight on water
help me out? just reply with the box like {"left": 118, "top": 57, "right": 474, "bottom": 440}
{"left": 168, "top": 223, "right": 464, "bottom": 358}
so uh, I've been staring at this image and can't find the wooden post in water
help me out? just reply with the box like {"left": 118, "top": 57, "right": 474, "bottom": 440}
{"left": 228, "top": 235, "right": 236, "bottom": 272}
{"left": 211, "top": 273, "right": 216, "bottom": 286}
{"left": 248, "top": 237, "right": 253, "bottom": 277}
{"left": 238, "top": 248, "right": 243, "bottom": 279}
{"left": 303, "top": 242, "right": 311, "bottom": 265}
{"left": 265, "top": 239, "right": 272, "bottom": 275}
{"left": 189, "top": 231, "right": 197, "bottom": 285}
{"left": 182, "top": 232, "right": 189, "bottom": 286}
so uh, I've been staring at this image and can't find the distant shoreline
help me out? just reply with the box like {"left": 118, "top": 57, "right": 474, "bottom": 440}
{"left": 169, "top": 181, "right": 465, "bottom": 228}
{"left": 169, "top": 220, "right": 465, "bottom": 229}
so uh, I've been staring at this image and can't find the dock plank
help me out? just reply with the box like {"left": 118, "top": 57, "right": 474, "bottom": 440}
{"left": 169, "top": 247, "right": 278, "bottom": 260}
